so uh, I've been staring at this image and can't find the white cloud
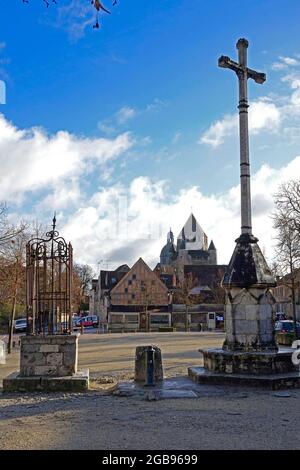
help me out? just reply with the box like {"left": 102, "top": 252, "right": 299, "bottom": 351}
{"left": 36, "top": 178, "right": 82, "bottom": 211}
{"left": 145, "top": 98, "right": 168, "bottom": 112}
{"left": 98, "top": 106, "right": 138, "bottom": 135}
{"left": 59, "top": 155, "right": 300, "bottom": 270}
{"left": 55, "top": 0, "right": 95, "bottom": 42}
{"left": 272, "top": 56, "right": 300, "bottom": 71}
{"left": 279, "top": 73, "right": 300, "bottom": 115}
{"left": 172, "top": 131, "right": 182, "bottom": 145}
{"left": 249, "top": 100, "right": 281, "bottom": 131}
{"left": 98, "top": 100, "right": 167, "bottom": 135}
{"left": 115, "top": 106, "right": 137, "bottom": 124}
{"left": 200, "top": 99, "right": 281, "bottom": 148}
{"left": 0, "top": 114, "right": 133, "bottom": 202}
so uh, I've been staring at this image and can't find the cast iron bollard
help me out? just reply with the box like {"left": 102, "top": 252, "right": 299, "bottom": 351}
{"left": 145, "top": 346, "right": 155, "bottom": 387}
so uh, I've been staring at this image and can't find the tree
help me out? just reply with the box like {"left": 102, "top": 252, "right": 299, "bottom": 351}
{"left": 73, "top": 263, "right": 95, "bottom": 313}
{"left": 273, "top": 180, "right": 300, "bottom": 339}
{"left": 0, "top": 229, "right": 28, "bottom": 353}
{"left": 140, "top": 280, "right": 153, "bottom": 332}
{"left": 22, "top": 0, "right": 118, "bottom": 29}
{"left": 274, "top": 180, "right": 300, "bottom": 234}
{"left": 0, "top": 203, "right": 25, "bottom": 246}
{"left": 209, "top": 267, "right": 226, "bottom": 305}
{"left": 173, "top": 274, "right": 196, "bottom": 332}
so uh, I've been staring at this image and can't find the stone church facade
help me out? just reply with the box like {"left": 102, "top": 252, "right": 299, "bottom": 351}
{"left": 160, "top": 214, "right": 217, "bottom": 281}
{"left": 158, "top": 213, "right": 226, "bottom": 330}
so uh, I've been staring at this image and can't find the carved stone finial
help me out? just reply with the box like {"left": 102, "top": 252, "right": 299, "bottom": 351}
{"left": 236, "top": 38, "right": 249, "bottom": 49}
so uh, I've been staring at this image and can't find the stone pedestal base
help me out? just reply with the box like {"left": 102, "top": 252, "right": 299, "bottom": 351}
{"left": 20, "top": 335, "right": 79, "bottom": 377}
{"left": 3, "top": 334, "right": 89, "bottom": 393}
{"left": 201, "top": 348, "right": 296, "bottom": 375}
{"left": 188, "top": 348, "right": 300, "bottom": 390}
{"left": 188, "top": 367, "right": 300, "bottom": 390}
{"left": 3, "top": 369, "right": 89, "bottom": 393}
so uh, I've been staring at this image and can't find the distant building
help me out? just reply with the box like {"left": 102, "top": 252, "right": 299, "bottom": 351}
{"left": 90, "top": 258, "right": 171, "bottom": 332}
{"left": 89, "top": 264, "right": 130, "bottom": 322}
{"left": 158, "top": 213, "right": 226, "bottom": 330}
{"left": 89, "top": 213, "right": 227, "bottom": 332}
{"left": 159, "top": 214, "right": 218, "bottom": 282}
{"left": 273, "top": 269, "right": 300, "bottom": 321}
{"left": 109, "top": 258, "right": 170, "bottom": 332}
{"left": 172, "top": 265, "right": 227, "bottom": 330}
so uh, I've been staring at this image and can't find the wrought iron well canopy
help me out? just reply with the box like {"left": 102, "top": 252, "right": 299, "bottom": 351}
{"left": 26, "top": 215, "right": 73, "bottom": 335}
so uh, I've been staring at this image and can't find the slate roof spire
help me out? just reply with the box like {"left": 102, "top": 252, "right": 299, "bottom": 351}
{"left": 208, "top": 240, "right": 216, "bottom": 251}
{"left": 177, "top": 213, "right": 208, "bottom": 251}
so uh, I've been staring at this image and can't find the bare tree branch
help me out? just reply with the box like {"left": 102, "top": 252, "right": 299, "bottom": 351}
{"left": 0, "top": 204, "right": 26, "bottom": 247}
{"left": 22, "top": 0, "right": 118, "bottom": 29}
{"left": 273, "top": 180, "right": 300, "bottom": 338}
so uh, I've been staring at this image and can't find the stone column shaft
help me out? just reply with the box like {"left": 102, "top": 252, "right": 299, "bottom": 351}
{"left": 237, "top": 39, "right": 252, "bottom": 236}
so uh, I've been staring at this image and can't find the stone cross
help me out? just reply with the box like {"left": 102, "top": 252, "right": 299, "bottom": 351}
{"left": 218, "top": 39, "right": 266, "bottom": 236}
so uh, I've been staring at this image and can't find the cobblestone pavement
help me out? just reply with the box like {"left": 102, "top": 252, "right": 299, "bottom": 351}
{"left": 1, "top": 332, "right": 299, "bottom": 450}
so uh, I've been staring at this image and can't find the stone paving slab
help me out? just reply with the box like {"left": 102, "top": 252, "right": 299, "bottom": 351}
{"left": 113, "top": 376, "right": 229, "bottom": 400}
{"left": 159, "top": 389, "right": 198, "bottom": 399}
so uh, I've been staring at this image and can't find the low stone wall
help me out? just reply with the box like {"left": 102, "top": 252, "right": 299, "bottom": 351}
{"left": 20, "top": 335, "right": 78, "bottom": 377}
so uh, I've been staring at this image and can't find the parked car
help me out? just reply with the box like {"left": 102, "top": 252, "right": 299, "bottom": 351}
{"left": 275, "top": 320, "right": 300, "bottom": 335}
{"left": 14, "top": 318, "right": 27, "bottom": 333}
{"left": 75, "top": 315, "right": 99, "bottom": 328}
{"left": 72, "top": 317, "right": 80, "bottom": 328}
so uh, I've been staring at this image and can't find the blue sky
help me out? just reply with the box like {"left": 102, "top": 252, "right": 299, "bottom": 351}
{"left": 0, "top": 0, "right": 300, "bottom": 268}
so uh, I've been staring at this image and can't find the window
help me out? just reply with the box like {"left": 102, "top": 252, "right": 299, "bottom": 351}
{"left": 110, "top": 315, "right": 123, "bottom": 323}
{"left": 128, "top": 280, "right": 132, "bottom": 286}
{"left": 132, "top": 294, "right": 135, "bottom": 300}
{"left": 132, "top": 274, "right": 136, "bottom": 280}
{"left": 125, "top": 288, "right": 128, "bottom": 294}
{"left": 150, "top": 315, "right": 169, "bottom": 325}
{"left": 126, "top": 315, "right": 138, "bottom": 323}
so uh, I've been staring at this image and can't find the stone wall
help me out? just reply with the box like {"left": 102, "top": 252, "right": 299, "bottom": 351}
{"left": 20, "top": 335, "right": 78, "bottom": 377}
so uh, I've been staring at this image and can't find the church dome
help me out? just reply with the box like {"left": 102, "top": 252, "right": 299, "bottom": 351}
{"left": 160, "top": 229, "right": 177, "bottom": 266}
{"left": 160, "top": 242, "right": 176, "bottom": 259}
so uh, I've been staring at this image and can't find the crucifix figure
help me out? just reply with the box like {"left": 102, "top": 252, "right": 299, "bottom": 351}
{"left": 218, "top": 39, "right": 266, "bottom": 236}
